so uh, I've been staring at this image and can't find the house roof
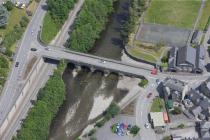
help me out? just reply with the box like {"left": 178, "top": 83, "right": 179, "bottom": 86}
{"left": 150, "top": 112, "right": 165, "bottom": 127}
{"left": 163, "top": 78, "right": 185, "bottom": 93}
{"left": 177, "top": 46, "right": 196, "bottom": 66}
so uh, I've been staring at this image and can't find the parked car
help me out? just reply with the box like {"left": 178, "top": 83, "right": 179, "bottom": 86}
{"left": 45, "top": 47, "right": 51, "bottom": 51}
{"left": 30, "top": 48, "right": 37, "bottom": 51}
{"left": 151, "top": 68, "right": 157, "bottom": 75}
{"left": 144, "top": 123, "right": 150, "bottom": 129}
{"left": 15, "top": 62, "right": 19, "bottom": 67}
{"left": 147, "top": 93, "right": 152, "bottom": 98}
{"left": 207, "top": 39, "right": 210, "bottom": 44}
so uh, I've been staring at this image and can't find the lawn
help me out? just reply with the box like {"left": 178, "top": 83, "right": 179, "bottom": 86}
{"left": 41, "top": 12, "right": 60, "bottom": 44}
{"left": 145, "top": 0, "right": 201, "bottom": 29}
{"left": 0, "top": 7, "right": 26, "bottom": 37}
{"left": 127, "top": 41, "right": 167, "bottom": 63}
{"left": 198, "top": 0, "right": 210, "bottom": 30}
{"left": 151, "top": 97, "right": 165, "bottom": 112}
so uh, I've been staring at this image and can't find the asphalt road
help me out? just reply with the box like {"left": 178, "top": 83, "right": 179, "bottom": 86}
{"left": 0, "top": 0, "right": 85, "bottom": 139}
{"left": 0, "top": 0, "right": 47, "bottom": 126}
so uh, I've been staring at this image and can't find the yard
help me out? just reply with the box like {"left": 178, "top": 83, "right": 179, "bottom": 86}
{"left": 0, "top": 7, "right": 27, "bottom": 37}
{"left": 151, "top": 97, "right": 165, "bottom": 112}
{"left": 144, "top": 0, "right": 201, "bottom": 29}
{"left": 198, "top": 0, "right": 210, "bottom": 30}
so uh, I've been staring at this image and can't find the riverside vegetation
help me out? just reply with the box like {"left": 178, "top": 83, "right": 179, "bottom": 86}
{"left": 13, "top": 61, "right": 66, "bottom": 140}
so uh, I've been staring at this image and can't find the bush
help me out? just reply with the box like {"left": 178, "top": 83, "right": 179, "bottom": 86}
{"left": 88, "top": 129, "right": 96, "bottom": 136}
{"left": 3, "top": 1, "right": 14, "bottom": 11}
{"left": 172, "top": 107, "right": 182, "bottom": 115}
{"left": 104, "top": 102, "right": 120, "bottom": 120}
{"left": 138, "top": 78, "right": 148, "bottom": 87}
{"left": 130, "top": 125, "right": 140, "bottom": 136}
{"left": 177, "top": 123, "right": 185, "bottom": 129}
{"left": 20, "top": 16, "right": 29, "bottom": 27}
{"left": 95, "top": 119, "right": 106, "bottom": 128}
{"left": 163, "top": 135, "right": 172, "bottom": 140}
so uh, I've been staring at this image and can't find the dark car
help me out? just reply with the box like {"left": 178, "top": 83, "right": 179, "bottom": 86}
{"left": 207, "top": 39, "right": 210, "bottom": 44}
{"left": 30, "top": 48, "right": 37, "bottom": 51}
{"left": 15, "top": 62, "right": 19, "bottom": 67}
{"left": 147, "top": 93, "right": 152, "bottom": 98}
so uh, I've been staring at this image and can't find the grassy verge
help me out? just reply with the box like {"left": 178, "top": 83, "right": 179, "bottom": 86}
{"left": 13, "top": 61, "right": 67, "bottom": 140}
{"left": 41, "top": 12, "right": 60, "bottom": 43}
{"left": 199, "top": 0, "right": 210, "bottom": 30}
{"left": 145, "top": 0, "right": 201, "bottom": 29}
{"left": 151, "top": 97, "right": 165, "bottom": 112}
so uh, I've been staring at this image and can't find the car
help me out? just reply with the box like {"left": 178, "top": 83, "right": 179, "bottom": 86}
{"left": 100, "top": 60, "right": 106, "bottom": 64}
{"left": 151, "top": 68, "right": 157, "bottom": 75}
{"left": 30, "top": 48, "right": 37, "bottom": 51}
{"left": 156, "top": 79, "right": 161, "bottom": 85}
{"left": 207, "top": 39, "right": 210, "bottom": 44}
{"left": 45, "top": 47, "right": 51, "bottom": 51}
{"left": 147, "top": 93, "right": 152, "bottom": 98}
{"left": 144, "top": 123, "right": 150, "bottom": 129}
{"left": 15, "top": 62, "right": 19, "bottom": 67}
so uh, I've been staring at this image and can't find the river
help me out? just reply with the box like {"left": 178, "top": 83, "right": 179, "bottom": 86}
{"left": 49, "top": 0, "right": 130, "bottom": 139}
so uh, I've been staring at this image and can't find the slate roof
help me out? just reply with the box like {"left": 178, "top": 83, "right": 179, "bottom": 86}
{"left": 177, "top": 46, "right": 196, "bottom": 66}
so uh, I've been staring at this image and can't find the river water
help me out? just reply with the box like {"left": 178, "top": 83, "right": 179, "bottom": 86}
{"left": 49, "top": 0, "right": 130, "bottom": 139}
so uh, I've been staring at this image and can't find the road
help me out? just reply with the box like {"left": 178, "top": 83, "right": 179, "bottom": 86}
{"left": 0, "top": 0, "right": 85, "bottom": 139}
{"left": 135, "top": 79, "right": 157, "bottom": 140}
{"left": 0, "top": 0, "right": 47, "bottom": 126}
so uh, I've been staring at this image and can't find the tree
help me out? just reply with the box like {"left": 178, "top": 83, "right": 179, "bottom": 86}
{"left": 3, "top": 1, "right": 14, "bottom": 11}
{"left": 130, "top": 125, "right": 140, "bottom": 136}
{"left": 172, "top": 107, "right": 182, "bottom": 115}
{"left": 104, "top": 102, "right": 120, "bottom": 120}
{"left": 0, "top": 5, "right": 9, "bottom": 27}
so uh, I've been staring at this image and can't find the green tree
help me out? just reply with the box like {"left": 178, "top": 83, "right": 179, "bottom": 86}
{"left": 0, "top": 5, "right": 9, "bottom": 27}
{"left": 3, "top": 1, "right": 14, "bottom": 11}
{"left": 172, "top": 107, "right": 182, "bottom": 115}
{"left": 130, "top": 125, "right": 140, "bottom": 136}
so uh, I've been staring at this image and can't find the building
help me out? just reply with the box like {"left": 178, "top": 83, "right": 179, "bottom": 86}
{"left": 199, "top": 77, "right": 210, "bottom": 98}
{"left": 162, "top": 78, "right": 187, "bottom": 103}
{"left": 191, "top": 30, "right": 203, "bottom": 45}
{"left": 187, "top": 89, "right": 210, "bottom": 120}
{"left": 168, "top": 45, "right": 205, "bottom": 73}
{"left": 149, "top": 112, "right": 166, "bottom": 129}
{"left": 198, "top": 121, "right": 210, "bottom": 140}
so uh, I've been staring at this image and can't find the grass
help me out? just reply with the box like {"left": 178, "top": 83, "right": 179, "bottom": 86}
{"left": 151, "top": 97, "right": 165, "bottom": 112}
{"left": 130, "top": 48, "right": 157, "bottom": 63}
{"left": 127, "top": 41, "right": 166, "bottom": 63}
{"left": 145, "top": 0, "right": 201, "bottom": 29}
{"left": 41, "top": 12, "right": 60, "bottom": 44}
{"left": 0, "top": 7, "right": 27, "bottom": 37}
{"left": 27, "top": 0, "right": 39, "bottom": 17}
{"left": 198, "top": 0, "right": 210, "bottom": 30}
